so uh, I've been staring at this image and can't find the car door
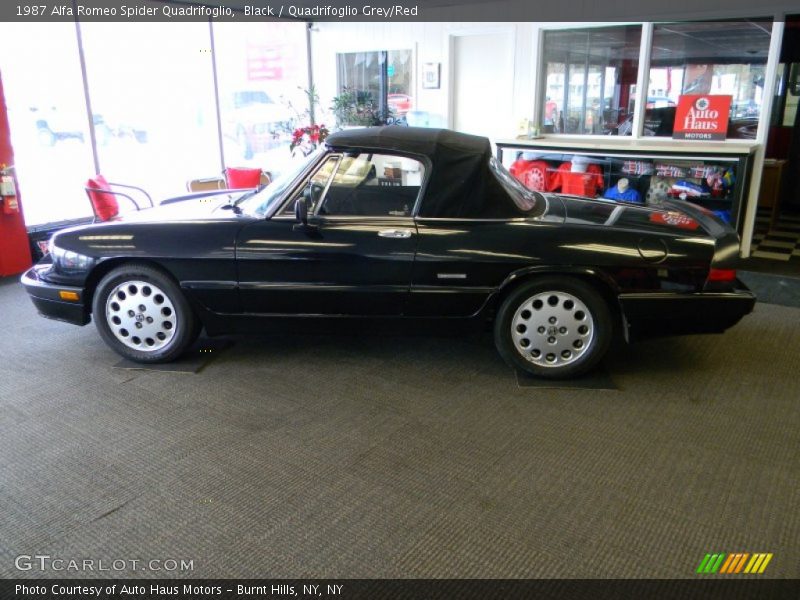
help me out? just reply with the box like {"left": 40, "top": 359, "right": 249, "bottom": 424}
{"left": 236, "top": 151, "right": 424, "bottom": 316}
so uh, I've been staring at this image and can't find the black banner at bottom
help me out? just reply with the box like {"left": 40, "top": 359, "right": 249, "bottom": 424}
{"left": 3, "top": 579, "right": 800, "bottom": 600}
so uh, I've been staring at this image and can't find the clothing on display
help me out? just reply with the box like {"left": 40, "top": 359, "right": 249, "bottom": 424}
{"left": 604, "top": 178, "right": 642, "bottom": 203}
{"left": 548, "top": 161, "right": 604, "bottom": 197}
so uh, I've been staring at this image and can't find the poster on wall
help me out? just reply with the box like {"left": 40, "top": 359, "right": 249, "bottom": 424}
{"left": 672, "top": 94, "right": 732, "bottom": 141}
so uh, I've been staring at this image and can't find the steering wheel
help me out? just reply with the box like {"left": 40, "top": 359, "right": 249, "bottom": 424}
{"left": 303, "top": 181, "right": 326, "bottom": 213}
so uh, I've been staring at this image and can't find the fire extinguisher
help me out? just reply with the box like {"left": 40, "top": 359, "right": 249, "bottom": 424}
{"left": 0, "top": 164, "right": 19, "bottom": 215}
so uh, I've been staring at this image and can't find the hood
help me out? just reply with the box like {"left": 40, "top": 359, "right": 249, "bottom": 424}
{"left": 112, "top": 191, "right": 248, "bottom": 224}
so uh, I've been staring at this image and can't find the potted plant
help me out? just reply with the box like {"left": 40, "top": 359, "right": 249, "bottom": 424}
{"left": 289, "top": 123, "right": 330, "bottom": 157}
{"left": 331, "top": 88, "right": 388, "bottom": 128}
{"left": 282, "top": 86, "right": 330, "bottom": 157}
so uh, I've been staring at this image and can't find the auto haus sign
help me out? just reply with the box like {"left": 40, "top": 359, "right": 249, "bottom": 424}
{"left": 673, "top": 95, "right": 732, "bottom": 141}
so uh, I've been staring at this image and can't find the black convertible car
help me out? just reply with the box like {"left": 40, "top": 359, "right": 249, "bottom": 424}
{"left": 22, "top": 127, "right": 755, "bottom": 378}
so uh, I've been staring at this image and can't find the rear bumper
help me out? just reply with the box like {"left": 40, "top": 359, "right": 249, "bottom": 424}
{"left": 20, "top": 266, "right": 90, "bottom": 326}
{"left": 619, "top": 281, "right": 756, "bottom": 339}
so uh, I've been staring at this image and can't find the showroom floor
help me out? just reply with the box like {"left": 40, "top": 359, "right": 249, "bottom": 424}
{"left": 1, "top": 276, "right": 798, "bottom": 579}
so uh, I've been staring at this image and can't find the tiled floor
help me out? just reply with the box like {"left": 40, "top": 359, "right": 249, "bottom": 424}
{"left": 751, "top": 211, "right": 800, "bottom": 262}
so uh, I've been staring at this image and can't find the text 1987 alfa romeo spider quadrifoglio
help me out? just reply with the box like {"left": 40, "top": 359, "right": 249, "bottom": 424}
{"left": 22, "top": 127, "right": 755, "bottom": 378}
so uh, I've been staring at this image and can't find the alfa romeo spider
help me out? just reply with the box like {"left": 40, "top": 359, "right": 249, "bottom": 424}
{"left": 22, "top": 127, "right": 755, "bottom": 378}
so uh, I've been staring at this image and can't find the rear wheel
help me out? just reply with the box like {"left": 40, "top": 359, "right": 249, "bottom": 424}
{"left": 92, "top": 263, "right": 199, "bottom": 363}
{"left": 494, "top": 277, "right": 612, "bottom": 379}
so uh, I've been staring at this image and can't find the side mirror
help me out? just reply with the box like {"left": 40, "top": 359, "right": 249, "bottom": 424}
{"left": 294, "top": 197, "right": 308, "bottom": 225}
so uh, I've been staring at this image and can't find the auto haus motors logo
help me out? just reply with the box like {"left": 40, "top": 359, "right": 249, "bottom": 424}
{"left": 673, "top": 94, "right": 733, "bottom": 141}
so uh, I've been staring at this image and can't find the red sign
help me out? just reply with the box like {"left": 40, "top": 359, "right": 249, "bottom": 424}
{"left": 672, "top": 95, "right": 732, "bottom": 141}
{"left": 649, "top": 211, "right": 700, "bottom": 231}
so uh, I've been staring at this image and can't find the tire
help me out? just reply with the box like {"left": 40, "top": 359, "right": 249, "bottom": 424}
{"left": 92, "top": 263, "right": 199, "bottom": 363}
{"left": 494, "top": 276, "right": 613, "bottom": 379}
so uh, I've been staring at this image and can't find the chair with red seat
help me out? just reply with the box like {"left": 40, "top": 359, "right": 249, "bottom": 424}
{"left": 225, "top": 167, "right": 271, "bottom": 189}
{"left": 85, "top": 175, "right": 154, "bottom": 222}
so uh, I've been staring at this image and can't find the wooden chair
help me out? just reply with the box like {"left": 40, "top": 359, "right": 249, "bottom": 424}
{"left": 187, "top": 171, "right": 271, "bottom": 193}
{"left": 186, "top": 176, "right": 226, "bottom": 193}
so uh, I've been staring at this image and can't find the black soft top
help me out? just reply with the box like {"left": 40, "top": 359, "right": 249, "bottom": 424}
{"left": 325, "top": 126, "right": 520, "bottom": 218}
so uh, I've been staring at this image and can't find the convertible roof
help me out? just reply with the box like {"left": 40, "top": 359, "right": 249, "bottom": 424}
{"left": 325, "top": 127, "right": 509, "bottom": 218}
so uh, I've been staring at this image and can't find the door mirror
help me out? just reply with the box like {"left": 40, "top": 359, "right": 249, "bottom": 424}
{"left": 294, "top": 197, "right": 308, "bottom": 225}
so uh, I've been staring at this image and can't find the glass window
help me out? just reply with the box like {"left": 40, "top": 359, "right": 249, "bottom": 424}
{"left": 278, "top": 154, "right": 340, "bottom": 215}
{"left": 647, "top": 20, "right": 772, "bottom": 139}
{"left": 317, "top": 153, "right": 424, "bottom": 217}
{"left": 213, "top": 22, "right": 310, "bottom": 176}
{"left": 541, "top": 26, "right": 642, "bottom": 135}
{"left": 80, "top": 23, "right": 221, "bottom": 201}
{"left": 335, "top": 50, "right": 413, "bottom": 126}
{"left": 0, "top": 23, "right": 96, "bottom": 226}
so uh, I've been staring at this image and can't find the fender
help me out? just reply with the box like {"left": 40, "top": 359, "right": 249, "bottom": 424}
{"left": 476, "top": 264, "right": 622, "bottom": 319}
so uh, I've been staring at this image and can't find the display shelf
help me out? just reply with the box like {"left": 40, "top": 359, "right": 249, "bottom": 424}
{"left": 496, "top": 139, "right": 757, "bottom": 231}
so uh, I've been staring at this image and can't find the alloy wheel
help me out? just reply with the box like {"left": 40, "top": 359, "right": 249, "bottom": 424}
{"left": 105, "top": 280, "right": 178, "bottom": 352}
{"left": 511, "top": 291, "right": 595, "bottom": 368}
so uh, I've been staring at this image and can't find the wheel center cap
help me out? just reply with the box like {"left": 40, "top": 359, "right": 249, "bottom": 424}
{"left": 135, "top": 314, "right": 144, "bottom": 322}
{"left": 547, "top": 325, "right": 558, "bottom": 336}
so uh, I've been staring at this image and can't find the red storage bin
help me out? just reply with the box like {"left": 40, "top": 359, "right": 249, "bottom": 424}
{"left": 226, "top": 167, "right": 262, "bottom": 189}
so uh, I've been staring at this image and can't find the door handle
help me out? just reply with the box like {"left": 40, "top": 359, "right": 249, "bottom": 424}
{"left": 378, "top": 228, "right": 412, "bottom": 239}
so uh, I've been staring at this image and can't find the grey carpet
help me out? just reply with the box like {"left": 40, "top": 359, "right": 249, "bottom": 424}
{"left": 515, "top": 366, "right": 617, "bottom": 390}
{"left": 0, "top": 277, "right": 798, "bottom": 579}
{"left": 740, "top": 271, "right": 800, "bottom": 309}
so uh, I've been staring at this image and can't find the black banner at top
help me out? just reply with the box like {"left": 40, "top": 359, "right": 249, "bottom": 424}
{"left": 2, "top": 0, "right": 799, "bottom": 22}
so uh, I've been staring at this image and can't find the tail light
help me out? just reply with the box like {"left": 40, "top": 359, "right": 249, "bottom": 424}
{"left": 707, "top": 268, "right": 736, "bottom": 283}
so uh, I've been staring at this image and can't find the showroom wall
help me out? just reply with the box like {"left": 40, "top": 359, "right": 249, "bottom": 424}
{"left": 310, "top": 22, "right": 536, "bottom": 138}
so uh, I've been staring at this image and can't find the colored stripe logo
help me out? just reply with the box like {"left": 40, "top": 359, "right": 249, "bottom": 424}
{"left": 696, "top": 553, "right": 773, "bottom": 574}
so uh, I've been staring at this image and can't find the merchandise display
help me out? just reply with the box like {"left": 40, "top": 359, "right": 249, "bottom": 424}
{"left": 501, "top": 143, "right": 753, "bottom": 230}
{"left": 604, "top": 178, "right": 642, "bottom": 204}
{"left": 548, "top": 160, "right": 605, "bottom": 197}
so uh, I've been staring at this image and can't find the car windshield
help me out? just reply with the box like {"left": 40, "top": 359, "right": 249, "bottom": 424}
{"left": 238, "top": 150, "right": 322, "bottom": 217}
{"left": 488, "top": 157, "right": 545, "bottom": 216}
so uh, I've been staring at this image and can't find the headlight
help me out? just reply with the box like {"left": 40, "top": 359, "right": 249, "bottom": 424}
{"left": 50, "top": 241, "right": 93, "bottom": 272}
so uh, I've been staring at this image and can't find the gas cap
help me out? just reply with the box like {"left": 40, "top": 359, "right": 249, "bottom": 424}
{"left": 637, "top": 238, "right": 668, "bottom": 263}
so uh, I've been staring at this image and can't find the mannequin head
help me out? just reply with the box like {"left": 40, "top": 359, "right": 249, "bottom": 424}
{"left": 571, "top": 156, "right": 589, "bottom": 173}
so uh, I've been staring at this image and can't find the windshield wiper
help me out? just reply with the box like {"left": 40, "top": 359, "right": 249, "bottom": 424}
{"left": 220, "top": 203, "right": 243, "bottom": 215}
{"left": 233, "top": 184, "right": 266, "bottom": 206}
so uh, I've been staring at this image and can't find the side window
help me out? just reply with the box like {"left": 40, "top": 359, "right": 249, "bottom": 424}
{"left": 279, "top": 155, "right": 340, "bottom": 215}
{"left": 317, "top": 153, "right": 425, "bottom": 217}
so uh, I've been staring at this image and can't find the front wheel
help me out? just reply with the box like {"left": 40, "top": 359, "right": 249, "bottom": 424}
{"left": 494, "top": 277, "right": 613, "bottom": 379}
{"left": 92, "top": 263, "right": 199, "bottom": 363}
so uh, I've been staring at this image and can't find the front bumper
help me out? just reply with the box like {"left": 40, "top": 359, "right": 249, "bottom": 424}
{"left": 20, "top": 265, "right": 90, "bottom": 326}
{"left": 619, "top": 281, "right": 756, "bottom": 339}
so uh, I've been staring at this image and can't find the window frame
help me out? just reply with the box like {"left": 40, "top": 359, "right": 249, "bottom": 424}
{"left": 537, "top": 23, "right": 644, "bottom": 136}
{"left": 534, "top": 20, "right": 770, "bottom": 145}
{"left": 334, "top": 48, "right": 415, "bottom": 124}
{"left": 314, "top": 150, "right": 427, "bottom": 219}
{"left": 273, "top": 149, "right": 430, "bottom": 221}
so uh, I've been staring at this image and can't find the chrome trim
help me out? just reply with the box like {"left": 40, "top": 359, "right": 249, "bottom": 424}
{"left": 415, "top": 217, "right": 529, "bottom": 223}
{"left": 378, "top": 228, "right": 413, "bottom": 239}
{"left": 181, "top": 280, "right": 238, "bottom": 290}
{"left": 436, "top": 273, "right": 467, "bottom": 279}
{"left": 238, "top": 282, "right": 409, "bottom": 292}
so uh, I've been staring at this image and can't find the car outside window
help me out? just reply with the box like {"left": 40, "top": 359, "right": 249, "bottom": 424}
{"left": 316, "top": 153, "right": 425, "bottom": 218}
